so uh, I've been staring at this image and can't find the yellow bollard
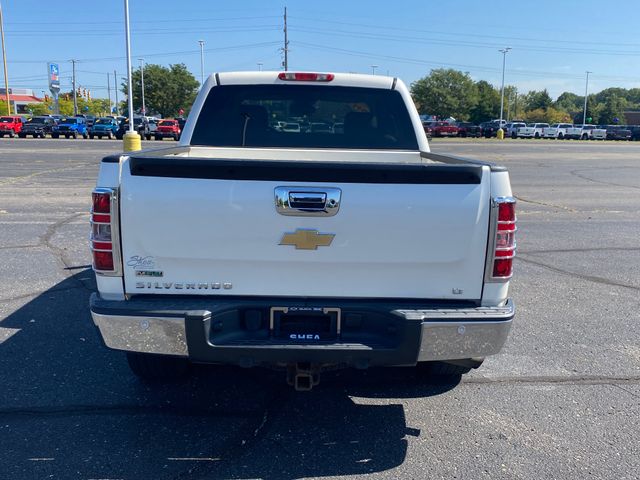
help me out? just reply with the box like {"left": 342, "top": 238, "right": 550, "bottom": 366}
{"left": 123, "top": 131, "right": 142, "bottom": 152}
{"left": 496, "top": 128, "right": 505, "bottom": 140}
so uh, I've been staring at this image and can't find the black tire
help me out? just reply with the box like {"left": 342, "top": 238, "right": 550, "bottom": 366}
{"left": 65, "top": 135, "right": 70, "bottom": 139}
{"left": 83, "top": 133, "right": 88, "bottom": 139}
{"left": 39, "top": 132, "right": 46, "bottom": 138}
{"left": 173, "top": 135, "right": 178, "bottom": 141}
{"left": 558, "top": 133, "right": 564, "bottom": 139}
{"left": 72, "top": 131, "right": 78, "bottom": 139}
{"left": 534, "top": 132, "right": 540, "bottom": 139}
{"left": 145, "top": 134, "right": 152, "bottom": 141}
{"left": 126, "top": 352, "right": 190, "bottom": 381}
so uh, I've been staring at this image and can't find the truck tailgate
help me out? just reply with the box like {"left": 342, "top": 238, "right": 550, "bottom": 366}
{"left": 119, "top": 157, "right": 491, "bottom": 300}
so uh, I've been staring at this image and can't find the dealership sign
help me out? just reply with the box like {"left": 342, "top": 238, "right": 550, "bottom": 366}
{"left": 48, "top": 63, "right": 60, "bottom": 91}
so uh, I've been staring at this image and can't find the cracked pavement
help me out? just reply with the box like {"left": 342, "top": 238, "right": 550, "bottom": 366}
{"left": 0, "top": 138, "right": 639, "bottom": 479}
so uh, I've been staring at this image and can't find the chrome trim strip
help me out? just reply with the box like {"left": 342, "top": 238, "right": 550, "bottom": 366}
{"left": 91, "top": 312, "right": 188, "bottom": 356}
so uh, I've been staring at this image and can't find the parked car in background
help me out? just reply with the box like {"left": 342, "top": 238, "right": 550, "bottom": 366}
{"left": 90, "top": 117, "right": 119, "bottom": 139}
{"left": 52, "top": 116, "right": 88, "bottom": 139}
{"left": 479, "top": 120, "right": 503, "bottom": 138}
{"left": 543, "top": 123, "right": 573, "bottom": 139}
{"left": 115, "top": 117, "right": 151, "bottom": 140}
{"left": 154, "top": 119, "right": 181, "bottom": 141}
{"left": 429, "top": 121, "right": 459, "bottom": 137}
{"left": 605, "top": 125, "right": 632, "bottom": 141}
{"left": 19, "top": 116, "right": 56, "bottom": 138}
{"left": 421, "top": 121, "right": 433, "bottom": 138}
{"left": 565, "top": 124, "right": 584, "bottom": 140}
{"left": 147, "top": 117, "right": 158, "bottom": 139}
{"left": 629, "top": 125, "right": 640, "bottom": 141}
{"left": 517, "top": 123, "right": 549, "bottom": 139}
{"left": 84, "top": 115, "right": 96, "bottom": 130}
{"left": 0, "top": 115, "right": 25, "bottom": 137}
{"left": 505, "top": 122, "right": 526, "bottom": 139}
{"left": 455, "top": 121, "right": 481, "bottom": 137}
{"left": 585, "top": 125, "right": 607, "bottom": 140}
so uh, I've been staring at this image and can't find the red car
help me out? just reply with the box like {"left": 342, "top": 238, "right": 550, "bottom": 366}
{"left": 154, "top": 119, "right": 181, "bottom": 141}
{"left": 429, "top": 121, "right": 459, "bottom": 137}
{"left": 0, "top": 116, "right": 25, "bottom": 138}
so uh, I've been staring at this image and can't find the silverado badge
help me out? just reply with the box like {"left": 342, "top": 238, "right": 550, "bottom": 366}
{"left": 279, "top": 229, "right": 335, "bottom": 250}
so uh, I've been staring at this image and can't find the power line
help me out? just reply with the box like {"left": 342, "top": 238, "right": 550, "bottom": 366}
{"left": 290, "top": 15, "right": 640, "bottom": 49}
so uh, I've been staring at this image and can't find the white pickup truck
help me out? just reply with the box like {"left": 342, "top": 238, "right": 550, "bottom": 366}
{"left": 565, "top": 124, "right": 607, "bottom": 140}
{"left": 517, "top": 123, "right": 549, "bottom": 139}
{"left": 90, "top": 72, "right": 516, "bottom": 390}
{"left": 543, "top": 123, "right": 573, "bottom": 139}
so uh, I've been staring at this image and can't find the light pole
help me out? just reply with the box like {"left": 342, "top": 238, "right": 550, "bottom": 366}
{"left": 198, "top": 40, "right": 205, "bottom": 85}
{"left": 0, "top": 0, "right": 10, "bottom": 115}
{"left": 139, "top": 58, "right": 145, "bottom": 115}
{"left": 257, "top": 62, "right": 263, "bottom": 72}
{"left": 498, "top": 47, "right": 511, "bottom": 138}
{"left": 370, "top": 64, "right": 378, "bottom": 75}
{"left": 582, "top": 71, "right": 592, "bottom": 125}
{"left": 123, "top": 0, "right": 140, "bottom": 151}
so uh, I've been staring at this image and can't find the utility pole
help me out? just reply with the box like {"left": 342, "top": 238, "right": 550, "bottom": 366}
{"left": 198, "top": 40, "right": 205, "bottom": 85}
{"left": 370, "top": 65, "right": 378, "bottom": 75}
{"left": 582, "top": 71, "right": 592, "bottom": 125}
{"left": 0, "top": 0, "right": 11, "bottom": 115}
{"left": 498, "top": 47, "right": 511, "bottom": 138}
{"left": 282, "top": 7, "right": 289, "bottom": 70}
{"left": 257, "top": 62, "right": 263, "bottom": 71}
{"left": 71, "top": 59, "right": 78, "bottom": 116}
{"left": 114, "top": 70, "right": 119, "bottom": 115}
{"left": 139, "top": 58, "right": 145, "bottom": 115}
{"left": 107, "top": 72, "right": 112, "bottom": 115}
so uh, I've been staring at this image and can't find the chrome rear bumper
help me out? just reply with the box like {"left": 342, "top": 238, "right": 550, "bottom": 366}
{"left": 91, "top": 294, "right": 514, "bottom": 365}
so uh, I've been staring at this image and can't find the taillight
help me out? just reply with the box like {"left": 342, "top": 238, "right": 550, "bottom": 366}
{"left": 277, "top": 72, "right": 335, "bottom": 82}
{"left": 90, "top": 188, "right": 121, "bottom": 275}
{"left": 488, "top": 197, "right": 516, "bottom": 280}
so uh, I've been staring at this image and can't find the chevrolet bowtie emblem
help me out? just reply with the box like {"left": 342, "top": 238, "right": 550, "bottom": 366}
{"left": 279, "top": 229, "right": 335, "bottom": 250}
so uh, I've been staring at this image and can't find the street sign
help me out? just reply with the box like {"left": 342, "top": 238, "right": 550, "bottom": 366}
{"left": 47, "top": 63, "right": 60, "bottom": 92}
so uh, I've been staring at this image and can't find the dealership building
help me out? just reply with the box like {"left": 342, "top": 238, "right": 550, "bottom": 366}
{"left": 0, "top": 88, "right": 44, "bottom": 114}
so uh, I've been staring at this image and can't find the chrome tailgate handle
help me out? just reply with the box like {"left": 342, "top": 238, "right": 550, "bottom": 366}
{"left": 275, "top": 187, "right": 341, "bottom": 217}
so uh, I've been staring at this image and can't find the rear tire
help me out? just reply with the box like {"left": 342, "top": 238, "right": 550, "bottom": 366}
{"left": 126, "top": 352, "right": 190, "bottom": 381}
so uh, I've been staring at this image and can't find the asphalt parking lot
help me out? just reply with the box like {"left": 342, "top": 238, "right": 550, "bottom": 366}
{"left": 1, "top": 137, "right": 638, "bottom": 480}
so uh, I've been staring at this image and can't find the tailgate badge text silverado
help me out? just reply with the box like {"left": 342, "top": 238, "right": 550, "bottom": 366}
{"left": 279, "top": 229, "right": 335, "bottom": 250}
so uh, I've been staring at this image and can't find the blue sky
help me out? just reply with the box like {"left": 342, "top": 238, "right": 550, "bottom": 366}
{"left": 3, "top": 0, "right": 639, "bottom": 100}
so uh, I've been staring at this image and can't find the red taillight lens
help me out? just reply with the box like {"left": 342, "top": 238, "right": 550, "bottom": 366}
{"left": 493, "top": 258, "right": 513, "bottom": 277}
{"left": 91, "top": 188, "right": 120, "bottom": 274}
{"left": 93, "top": 251, "right": 114, "bottom": 270}
{"left": 92, "top": 192, "right": 111, "bottom": 213}
{"left": 277, "top": 72, "right": 335, "bottom": 82}
{"left": 490, "top": 197, "right": 517, "bottom": 280}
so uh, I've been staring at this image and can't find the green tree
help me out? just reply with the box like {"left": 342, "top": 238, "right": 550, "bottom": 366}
{"left": 469, "top": 80, "right": 500, "bottom": 124}
{"left": 410, "top": 69, "right": 478, "bottom": 120}
{"left": 123, "top": 63, "right": 199, "bottom": 117}
{"left": 598, "top": 94, "right": 627, "bottom": 124}
{"left": 554, "top": 92, "right": 583, "bottom": 113}
{"left": 524, "top": 89, "right": 553, "bottom": 111}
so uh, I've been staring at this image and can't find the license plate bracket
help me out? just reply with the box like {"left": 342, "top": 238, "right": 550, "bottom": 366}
{"left": 270, "top": 307, "right": 341, "bottom": 342}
